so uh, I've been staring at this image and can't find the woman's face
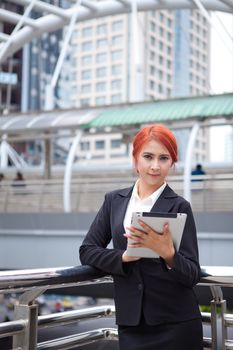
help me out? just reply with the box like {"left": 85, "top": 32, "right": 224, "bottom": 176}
{"left": 135, "top": 139, "right": 173, "bottom": 193}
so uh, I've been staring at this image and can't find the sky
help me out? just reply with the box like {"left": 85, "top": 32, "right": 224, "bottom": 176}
{"left": 210, "top": 12, "right": 233, "bottom": 162}
{"left": 210, "top": 12, "right": 233, "bottom": 93}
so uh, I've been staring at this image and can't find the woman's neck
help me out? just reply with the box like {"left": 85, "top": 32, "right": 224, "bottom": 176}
{"left": 137, "top": 181, "right": 165, "bottom": 200}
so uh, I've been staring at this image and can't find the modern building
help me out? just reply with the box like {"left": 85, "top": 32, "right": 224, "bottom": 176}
{"left": 68, "top": 9, "right": 210, "bottom": 165}
{"left": 70, "top": 9, "right": 210, "bottom": 108}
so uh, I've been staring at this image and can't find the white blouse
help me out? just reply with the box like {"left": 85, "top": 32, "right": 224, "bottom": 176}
{"left": 123, "top": 180, "right": 166, "bottom": 233}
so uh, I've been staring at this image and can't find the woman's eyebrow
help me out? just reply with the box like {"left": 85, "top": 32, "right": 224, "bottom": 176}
{"left": 142, "top": 151, "right": 170, "bottom": 156}
{"left": 142, "top": 151, "right": 154, "bottom": 155}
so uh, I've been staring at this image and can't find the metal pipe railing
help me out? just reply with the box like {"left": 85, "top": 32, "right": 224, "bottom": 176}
{"left": 0, "top": 265, "right": 111, "bottom": 294}
{"left": 38, "top": 305, "right": 115, "bottom": 329}
{"left": 37, "top": 328, "right": 119, "bottom": 350}
{"left": 0, "top": 319, "right": 27, "bottom": 338}
{"left": 1, "top": 265, "right": 233, "bottom": 350}
{"left": 1, "top": 265, "right": 233, "bottom": 293}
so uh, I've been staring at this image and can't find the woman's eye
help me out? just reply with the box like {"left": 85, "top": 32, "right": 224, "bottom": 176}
{"left": 143, "top": 154, "right": 152, "bottom": 159}
{"left": 160, "top": 156, "right": 169, "bottom": 161}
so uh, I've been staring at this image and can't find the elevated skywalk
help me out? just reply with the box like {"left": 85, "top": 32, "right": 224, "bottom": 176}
{"left": 0, "top": 170, "right": 232, "bottom": 213}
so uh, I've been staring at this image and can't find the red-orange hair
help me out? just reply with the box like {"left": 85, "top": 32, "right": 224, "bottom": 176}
{"left": 132, "top": 124, "right": 178, "bottom": 164}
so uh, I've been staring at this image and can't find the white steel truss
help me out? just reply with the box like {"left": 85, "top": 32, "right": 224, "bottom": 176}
{"left": 0, "top": 0, "right": 233, "bottom": 64}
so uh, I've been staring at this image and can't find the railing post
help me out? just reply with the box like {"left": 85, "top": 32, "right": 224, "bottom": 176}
{"left": 210, "top": 285, "right": 225, "bottom": 350}
{"left": 13, "top": 289, "right": 46, "bottom": 350}
{"left": 220, "top": 299, "right": 227, "bottom": 350}
{"left": 210, "top": 299, "right": 218, "bottom": 350}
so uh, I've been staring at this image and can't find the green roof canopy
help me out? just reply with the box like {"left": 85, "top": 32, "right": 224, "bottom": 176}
{"left": 82, "top": 93, "right": 233, "bottom": 130}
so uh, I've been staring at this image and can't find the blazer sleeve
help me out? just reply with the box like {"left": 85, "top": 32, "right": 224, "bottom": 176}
{"left": 79, "top": 193, "right": 126, "bottom": 276}
{"left": 163, "top": 202, "right": 201, "bottom": 288}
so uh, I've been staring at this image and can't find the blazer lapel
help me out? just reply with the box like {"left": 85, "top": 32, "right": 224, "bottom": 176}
{"left": 111, "top": 186, "right": 133, "bottom": 238}
{"left": 151, "top": 184, "right": 178, "bottom": 213}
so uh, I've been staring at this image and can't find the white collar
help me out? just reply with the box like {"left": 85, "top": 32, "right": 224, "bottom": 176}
{"left": 132, "top": 180, "right": 166, "bottom": 204}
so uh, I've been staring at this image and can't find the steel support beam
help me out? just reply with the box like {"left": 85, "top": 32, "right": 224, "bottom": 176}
{"left": 64, "top": 130, "right": 83, "bottom": 212}
{"left": 183, "top": 122, "right": 200, "bottom": 203}
{"left": 0, "top": 0, "right": 232, "bottom": 64}
{"left": 9, "top": 0, "right": 70, "bottom": 19}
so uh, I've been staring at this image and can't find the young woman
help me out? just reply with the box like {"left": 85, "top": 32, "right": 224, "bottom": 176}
{"left": 79, "top": 124, "right": 203, "bottom": 350}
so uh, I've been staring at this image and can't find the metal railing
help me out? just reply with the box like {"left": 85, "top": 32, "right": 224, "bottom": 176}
{"left": 0, "top": 173, "right": 233, "bottom": 212}
{"left": 1, "top": 266, "right": 233, "bottom": 350}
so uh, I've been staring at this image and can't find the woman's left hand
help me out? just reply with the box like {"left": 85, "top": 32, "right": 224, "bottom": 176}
{"left": 124, "top": 220, "right": 175, "bottom": 267}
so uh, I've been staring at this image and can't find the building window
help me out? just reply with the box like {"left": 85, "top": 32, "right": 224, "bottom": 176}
{"left": 150, "top": 80, "right": 155, "bottom": 89}
{"left": 81, "top": 84, "right": 91, "bottom": 93}
{"left": 95, "top": 96, "right": 106, "bottom": 105}
{"left": 111, "top": 79, "right": 121, "bottom": 90}
{"left": 158, "top": 70, "right": 163, "bottom": 79}
{"left": 167, "top": 32, "right": 172, "bottom": 41}
{"left": 150, "top": 36, "right": 155, "bottom": 46}
{"left": 96, "top": 52, "right": 107, "bottom": 63}
{"left": 111, "top": 94, "right": 121, "bottom": 103}
{"left": 96, "top": 67, "right": 107, "bottom": 78}
{"left": 167, "top": 46, "right": 172, "bottom": 55}
{"left": 82, "top": 41, "right": 92, "bottom": 51}
{"left": 167, "top": 18, "right": 172, "bottom": 28}
{"left": 82, "top": 55, "right": 92, "bottom": 65}
{"left": 80, "top": 141, "right": 90, "bottom": 151}
{"left": 159, "top": 55, "right": 163, "bottom": 65}
{"left": 95, "top": 140, "right": 105, "bottom": 149}
{"left": 112, "top": 35, "right": 122, "bottom": 46}
{"left": 150, "top": 66, "right": 155, "bottom": 75}
{"left": 150, "top": 22, "right": 156, "bottom": 32}
{"left": 167, "top": 74, "right": 171, "bottom": 83}
{"left": 82, "top": 27, "right": 92, "bottom": 37}
{"left": 80, "top": 98, "right": 90, "bottom": 107}
{"left": 81, "top": 70, "right": 92, "bottom": 80}
{"left": 96, "top": 82, "right": 106, "bottom": 91}
{"left": 150, "top": 51, "right": 155, "bottom": 60}
{"left": 112, "top": 64, "right": 122, "bottom": 75}
{"left": 167, "top": 60, "right": 171, "bottom": 69}
{"left": 111, "top": 50, "right": 122, "bottom": 61}
{"left": 158, "top": 84, "right": 163, "bottom": 93}
{"left": 97, "top": 24, "right": 107, "bottom": 35}
{"left": 111, "top": 139, "right": 121, "bottom": 148}
{"left": 97, "top": 39, "right": 108, "bottom": 48}
{"left": 112, "top": 20, "right": 123, "bottom": 32}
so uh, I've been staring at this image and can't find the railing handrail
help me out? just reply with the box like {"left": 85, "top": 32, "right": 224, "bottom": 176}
{"left": 1, "top": 265, "right": 233, "bottom": 294}
{"left": 1, "top": 265, "right": 233, "bottom": 349}
{"left": 0, "top": 265, "right": 111, "bottom": 294}
{"left": 0, "top": 173, "right": 233, "bottom": 186}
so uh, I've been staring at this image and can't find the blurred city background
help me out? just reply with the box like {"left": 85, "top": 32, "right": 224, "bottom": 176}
{"left": 0, "top": 0, "right": 233, "bottom": 264}
{"left": 0, "top": 2, "right": 233, "bottom": 349}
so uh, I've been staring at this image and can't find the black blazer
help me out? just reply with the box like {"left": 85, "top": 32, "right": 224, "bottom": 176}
{"left": 79, "top": 184, "right": 201, "bottom": 326}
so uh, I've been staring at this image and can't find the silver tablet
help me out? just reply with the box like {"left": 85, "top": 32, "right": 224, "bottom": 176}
{"left": 125, "top": 212, "right": 187, "bottom": 258}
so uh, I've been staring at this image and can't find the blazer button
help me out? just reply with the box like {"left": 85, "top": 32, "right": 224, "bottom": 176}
{"left": 138, "top": 283, "right": 143, "bottom": 291}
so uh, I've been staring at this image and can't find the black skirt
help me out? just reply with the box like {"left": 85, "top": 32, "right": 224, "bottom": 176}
{"left": 118, "top": 317, "right": 203, "bottom": 350}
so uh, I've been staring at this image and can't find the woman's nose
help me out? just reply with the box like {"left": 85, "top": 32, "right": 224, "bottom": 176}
{"left": 151, "top": 161, "right": 160, "bottom": 170}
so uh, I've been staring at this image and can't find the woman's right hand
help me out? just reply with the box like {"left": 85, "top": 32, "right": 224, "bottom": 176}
{"left": 122, "top": 251, "right": 140, "bottom": 263}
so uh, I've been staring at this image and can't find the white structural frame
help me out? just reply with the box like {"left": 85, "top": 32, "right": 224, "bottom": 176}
{"left": 1, "top": 0, "right": 233, "bottom": 211}
{"left": 63, "top": 130, "right": 83, "bottom": 213}
{"left": 183, "top": 123, "right": 200, "bottom": 202}
{"left": 0, "top": 0, "right": 233, "bottom": 64}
